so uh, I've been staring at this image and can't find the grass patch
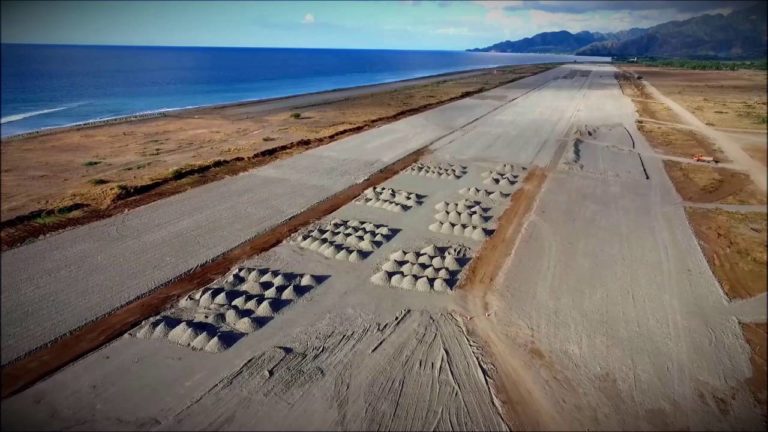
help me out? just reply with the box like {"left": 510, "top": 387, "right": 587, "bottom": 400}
{"left": 290, "top": 112, "right": 302, "bottom": 119}
{"left": 82, "top": 160, "right": 103, "bottom": 167}
{"left": 627, "top": 58, "right": 768, "bottom": 71}
{"left": 28, "top": 203, "right": 89, "bottom": 226}
{"left": 88, "top": 178, "right": 110, "bottom": 186}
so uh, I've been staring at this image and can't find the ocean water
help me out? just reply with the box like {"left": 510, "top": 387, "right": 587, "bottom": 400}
{"left": 0, "top": 44, "right": 608, "bottom": 137}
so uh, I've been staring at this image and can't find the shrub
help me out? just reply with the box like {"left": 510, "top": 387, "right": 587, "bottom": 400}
{"left": 290, "top": 112, "right": 302, "bottom": 119}
{"left": 88, "top": 178, "right": 109, "bottom": 186}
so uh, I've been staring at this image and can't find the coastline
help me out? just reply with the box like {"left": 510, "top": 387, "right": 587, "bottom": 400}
{"left": 0, "top": 62, "right": 559, "bottom": 247}
{"left": 1, "top": 64, "right": 541, "bottom": 142}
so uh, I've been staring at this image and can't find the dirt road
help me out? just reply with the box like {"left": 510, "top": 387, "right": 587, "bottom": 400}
{"left": 642, "top": 81, "right": 767, "bottom": 191}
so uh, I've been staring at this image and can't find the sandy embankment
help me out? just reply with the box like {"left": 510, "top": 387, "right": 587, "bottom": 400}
{"left": 0, "top": 64, "right": 553, "bottom": 243}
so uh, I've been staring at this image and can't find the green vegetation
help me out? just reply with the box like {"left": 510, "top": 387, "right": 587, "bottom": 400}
{"left": 632, "top": 58, "right": 767, "bottom": 71}
{"left": 168, "top": 167, "right": 187, "bottom": 180}
{"left": 290, "top": 112, "right": 302, "bottom": 119}
{"left": 31, "top": 203, "right": 88, "bottom": 225}
{"left": 82, "top": 160, "right": 103, "bottom": 167}
{"left": 33, "top": 213, "right": 65, "bottom": 225}
{"left": 88, "top": 178, "right": 110, "bottom": 186}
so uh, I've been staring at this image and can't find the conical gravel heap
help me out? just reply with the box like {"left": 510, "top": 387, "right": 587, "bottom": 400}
{"left": 369, "top": 244, "right": 469, "bottom": 294}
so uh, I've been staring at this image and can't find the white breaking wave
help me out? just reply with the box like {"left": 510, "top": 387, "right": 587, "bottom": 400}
{"left": 1, "top": 103, "right": 86, "bottom": 124}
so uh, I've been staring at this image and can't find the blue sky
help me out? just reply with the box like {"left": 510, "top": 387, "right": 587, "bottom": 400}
{"left": 1, "top": 1, "right": 755, "bottom": 50}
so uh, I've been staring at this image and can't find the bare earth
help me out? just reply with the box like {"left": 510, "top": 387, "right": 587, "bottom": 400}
{"left": 620, "top": 66, "right": 767, "bottom": 304}
{"left": 622, "top": 67, "right": 767, "bottom": 131}
{"left": 663, "top": 160, "right": 766, "bottom": 205}
{"left": 1, "top": 64, "right": 766, "bottom": 431}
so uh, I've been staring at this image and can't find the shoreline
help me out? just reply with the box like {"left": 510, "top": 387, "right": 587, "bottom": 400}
{"left": 0, "top": 62, "right": 559, "bottom": 241}
{"left": 0, "top": 62, "right": 579, "bottom": 142}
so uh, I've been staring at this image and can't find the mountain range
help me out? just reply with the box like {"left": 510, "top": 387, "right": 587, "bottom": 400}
{"left": 468, "top": 2, "right": 767, "bottom": 59}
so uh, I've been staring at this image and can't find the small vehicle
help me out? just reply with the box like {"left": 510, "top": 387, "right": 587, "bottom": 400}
{"left": 692, "top": 154, "right": 719, "bottom": 164}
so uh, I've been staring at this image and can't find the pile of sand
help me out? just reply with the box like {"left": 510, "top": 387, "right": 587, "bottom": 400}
{"left": 131, "top": 265, "right": 326, "bottom": 353}
{"left": 354, "top": 186, "right": 425, "bottom": 213}
{"left": 458, "top": 186, "right": 510, "bottom": 200}
{"left": 429, "top": 199, "right": 494, "bottom": 240}
{"left": 481, "top": 170, "right": 519, "bottom": 187}
{"left": 370, "top": 245, "right": 469, "bottom": 293}
{"left": 135, "top": 317, "right": 234, "bottom": 353}
{"left": 404, "top": 162, "right": 467, "bottom": 179}
{"left": 291, "top": 218, "right": 396, "bottom": 261}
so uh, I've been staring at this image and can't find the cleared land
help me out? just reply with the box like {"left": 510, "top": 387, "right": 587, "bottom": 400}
{"left": 686, "top": 208, "right": 767, "bottom": 300}
{"left": 465, "top": 66, "right": 765, "bottom": 430}
{"left": 2, "top": 64, "right": 765, "bottom": 431}
{"left": 663, "top": 160, "right": 766, "bottom": 205}
{"left": 0, "top": 64, "right": 551, "bottom": 227}
{"left": 621, "top": 66, "right": 767, "bottom": 305}
{"left": 621, "top": 66, "right": 767, "bottom": 131}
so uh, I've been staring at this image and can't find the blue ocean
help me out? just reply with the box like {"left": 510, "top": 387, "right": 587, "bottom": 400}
{"left": 0, "top": 44, "right": 608, "bottom": 137}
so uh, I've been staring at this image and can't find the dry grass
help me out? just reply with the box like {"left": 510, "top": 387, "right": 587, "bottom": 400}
{"left": 638, "top": 122, "right": 728, "bottom": 160}
{"left": 622, "top": 66, "right": 768, "bottom": 130}
{"left": 663, "top": 160, "right": 766, "bottom": 204}
{"left": 686, "top": 208, "right": 767, "bottom": 300}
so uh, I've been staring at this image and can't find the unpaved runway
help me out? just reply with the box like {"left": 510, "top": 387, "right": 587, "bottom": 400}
{"left": 462, "top": 65, "right": 765, "bottom": 430}
{"left": 2, "top": 64, "right": 763, "bottom": 430}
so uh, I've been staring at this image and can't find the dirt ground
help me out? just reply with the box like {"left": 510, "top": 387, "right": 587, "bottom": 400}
{"left": 0, "top": 65, "right": 551, "bottom": 224}
{"left": 663, "top": 160, "right": 766, "bottom": 205}
{"left": 617, "top": 70, "right": 729, "bottom": 160}
{"left": 686, "top": 208, "right": 767, "bottom": 300}
{"left": 616, "top": 70, "right": 681, "bottom": 123}
{"left": 638, "top": 122, "right": 728, "bottom": 160}
{"left": 622, "top": 66, "right": 767, "bottom": 130}
{"left": 622, "top": 67, "right": 767, "bottom": 302}
{"left": 741, "top": 322, "right": 767, "bottom": 417}
{"left": 622, "top": 66, "right": 767, "bottom": 170}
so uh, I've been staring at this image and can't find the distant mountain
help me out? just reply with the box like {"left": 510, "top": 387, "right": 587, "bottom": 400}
{"left": 468, "top": 3, "right": 766, "bottom": 59}
{"left": 467, "top": 30, "right": 614, "bottom": 54}
{"left": 577, "top": 2, "right": 767, "bottom": 59}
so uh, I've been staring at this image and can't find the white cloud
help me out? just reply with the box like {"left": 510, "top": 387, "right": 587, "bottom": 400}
{"left": 302, "top": 13, "right": 315, "bottom": 24}
{"left": 482, "top": 8, "right": 526, "bottom": 39}
{"left": 435, "top": 27, "right": 473, "bottom": 36}
{"left": 474, "top": 1, "right": 524, "bottom": 11}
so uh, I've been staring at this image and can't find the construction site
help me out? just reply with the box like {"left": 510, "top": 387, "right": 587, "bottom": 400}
{"left": 1, "top": 63, "right": 766, "bottom": 430}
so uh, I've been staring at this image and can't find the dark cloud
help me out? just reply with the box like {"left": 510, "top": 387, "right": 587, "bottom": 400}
{"left": 505, "top": 1, "right": 757, "bottom": 14}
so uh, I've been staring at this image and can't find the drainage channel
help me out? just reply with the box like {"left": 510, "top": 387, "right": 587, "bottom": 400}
{"left": 0, "top": 146, "right": 429, "bottom": 399}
